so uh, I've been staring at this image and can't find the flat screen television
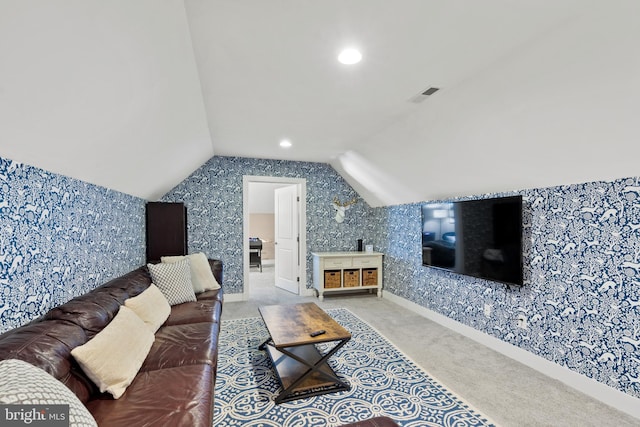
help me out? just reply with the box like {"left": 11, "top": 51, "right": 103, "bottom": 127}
{"left": 421, "top": 195, "right": 523, "bottom": 286}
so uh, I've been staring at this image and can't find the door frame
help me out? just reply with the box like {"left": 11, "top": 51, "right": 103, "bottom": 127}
{"left": 242, "top": 175, "right": 307, "bottom": 301}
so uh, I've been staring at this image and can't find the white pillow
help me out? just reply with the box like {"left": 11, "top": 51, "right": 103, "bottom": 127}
{"left": 161, "top": 252, "right": 220, "bottom": 293}
{"left": 124, "top": 284, "right": 171, "bottom": 332}
{"left": 71, "top": 306, "right": 154, "bottom": 399}
{"left": 0, "top": 359, "right": 98, "bottom": 427}
{"left": 147, "top": 258, "right": 197, "bottom": 305}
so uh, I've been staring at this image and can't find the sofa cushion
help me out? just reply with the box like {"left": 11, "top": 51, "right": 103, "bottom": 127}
{"left": 140, "top": 323, "right": 219, "bottom": 372}
{"left": 165, "top": 299, "right": 222, "bottom": 326}
{"left": 100, "top": 266, "right": 151, "bottom": 286}
{"left": 0, "top": 320, "right": 95, "bottom": 403}
{"left": 44, "top": 292, "right": 122, "bottom": 337}
{"left": 71, "top": 306, "right": 154, "bottom": 399}
{"left": 124, "top": 284, "right": 171, "bottom": 332}
{"left": 147, "top": 258, "right": 197, "bottom": 305}
{"left": 96, "top": 266, "right": 152, "bottom": 298}
{"left": 162, "top": 252, "right": 221, "bottom": 292}
{"left": 195, "top": 288, "right": 224, "bottom": 303}
{"left": 0, "top": 359, "right": 98, "bottom": 427}
{"left": 85, "top": 364, "right": 215, "bottom": 427}
{"left": 42, "top": 268, "right": 154, "bottom": 338}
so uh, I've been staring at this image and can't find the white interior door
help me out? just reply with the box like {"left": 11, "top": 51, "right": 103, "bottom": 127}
{"left": 274, "top": 185, "right": 299, "bottom": 294}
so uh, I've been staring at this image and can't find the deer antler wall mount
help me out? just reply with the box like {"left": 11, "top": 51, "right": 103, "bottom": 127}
{"left": 332, "top": 197, "right": 358, "bottom": 223}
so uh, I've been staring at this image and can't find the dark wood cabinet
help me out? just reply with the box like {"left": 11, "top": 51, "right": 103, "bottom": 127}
{"left": 146, "top": 202, "right": 187, "bottom": 263}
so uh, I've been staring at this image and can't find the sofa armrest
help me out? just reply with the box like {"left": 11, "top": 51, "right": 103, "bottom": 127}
{"left": 207, "top": 259, "right": 223, "bottom": 286}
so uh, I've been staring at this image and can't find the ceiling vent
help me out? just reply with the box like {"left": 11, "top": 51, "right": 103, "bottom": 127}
{"left": 409, "top": 87, "right": 440, "bottom": 103}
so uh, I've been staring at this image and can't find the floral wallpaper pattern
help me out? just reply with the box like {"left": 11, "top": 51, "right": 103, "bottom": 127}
{"left": 0, "top": 156, "right": 145, "bottom": 333}
{"left": 162, "top": 156, "right": 377, "bottom": 294}
{"left": 375, "top": 177, "right": 640, "bottom": 399}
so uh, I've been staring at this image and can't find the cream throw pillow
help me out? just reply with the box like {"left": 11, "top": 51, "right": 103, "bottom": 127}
{"left": 124, "top": 284, "right": 171, "bottom": 332}
{"left": 71, "top": 306, "right": 154, "bottom": 399}
{"left": 161, "top": 252, "right": 220, "bottom": 293}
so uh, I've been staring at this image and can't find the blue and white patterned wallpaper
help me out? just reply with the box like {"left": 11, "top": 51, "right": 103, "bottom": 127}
{"left": 0, "top": 156, "right": 146, "bottom": 333}
{"left": 374, "top": 177, "right": 640, "bottom": 399}
{"left": 162, "top": 155, "right": 638, "bottom": 399}
{"left": 162, "top": 156, "right": 377, "bottom": 294}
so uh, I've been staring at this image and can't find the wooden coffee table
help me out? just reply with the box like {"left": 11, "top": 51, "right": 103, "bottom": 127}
{"left": 258, "top": 302, "right": 351, "bottom": 404}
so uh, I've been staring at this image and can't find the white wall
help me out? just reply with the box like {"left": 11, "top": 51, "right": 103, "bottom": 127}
{"left": 249, "top": 213, "right": 275, "bottom": 259}
{"left": 248, "top": 182, "right": 291, "bottom": 213}
{"left": 0, "top": 0, "right": 213, "bottom": 200}
{"left": 248, "top": 182, "right": 291, "bottom": 260}
{"left": 334, "top": 1, "right": 640, "bottom": 205}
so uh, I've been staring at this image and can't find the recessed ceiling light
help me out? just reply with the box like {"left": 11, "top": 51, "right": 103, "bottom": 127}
{"left": 338, "top": 48, "right": 362, "bottom": 65}
{"left": 279, "top": 139, "right": 292, "bottom": 148}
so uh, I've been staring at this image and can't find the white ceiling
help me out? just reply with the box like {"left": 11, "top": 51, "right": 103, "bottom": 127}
{"left": 0, "top": 0, "right": 213, "bottom": 201}
{"left": 2, "top": 1, "right": 640, "bottom": 205}
{"left": 184, "top": 0, "right": 584, "bottom": 162}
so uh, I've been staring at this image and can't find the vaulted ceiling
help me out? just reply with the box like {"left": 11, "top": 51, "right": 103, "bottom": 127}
{"left": 2, "top": 1, "right": 639, "bottom": 206}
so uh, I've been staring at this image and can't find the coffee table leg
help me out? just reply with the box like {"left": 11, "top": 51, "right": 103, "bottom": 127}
{"left": 273, "top": 338, "right": 350, "bottom": 404}
{"left": 258, "top": 337, "right": 272, "bottom": 351}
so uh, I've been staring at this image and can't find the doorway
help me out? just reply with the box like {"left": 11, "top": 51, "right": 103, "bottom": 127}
{"left": 242, "top": 176, "right": 307, "bottom": 300}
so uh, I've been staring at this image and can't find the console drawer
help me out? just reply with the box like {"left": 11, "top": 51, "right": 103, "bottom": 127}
{"left": 352, "top": 256, "right": 378, "bottom": 267}
{"left": 324, "top": 258, "right": 352, "bottom": 268}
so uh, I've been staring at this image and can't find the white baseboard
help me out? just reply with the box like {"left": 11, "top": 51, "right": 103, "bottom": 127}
{"left": 301, "top": 287, "right": 316, "bottom": 297}
{"left": 223, "top": 293, "right": 244, "bottom": 302}
{"left": 383, "top": 291, "right": 640, "bottom": 420}
{"left": 223, "top": 286, "right": 316, "bottom": 302}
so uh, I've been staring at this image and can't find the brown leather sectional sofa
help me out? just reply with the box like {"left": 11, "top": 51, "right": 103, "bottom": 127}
{"left": 0, "top": 259, "right": 223, "bottom": 427}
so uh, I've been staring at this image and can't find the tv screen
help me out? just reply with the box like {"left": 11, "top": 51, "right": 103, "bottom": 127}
{"left": 421, "top": 195, "right": 523, "bottom": 286}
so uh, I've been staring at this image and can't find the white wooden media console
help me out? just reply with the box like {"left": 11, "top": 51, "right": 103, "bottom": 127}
{"left": 312, "top": 251, "right": 383, "bottom": 301}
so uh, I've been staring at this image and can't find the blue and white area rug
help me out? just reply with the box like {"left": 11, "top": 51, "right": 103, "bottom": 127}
{"left": 214, "top": 308, "right": 495, "bottom": 427}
